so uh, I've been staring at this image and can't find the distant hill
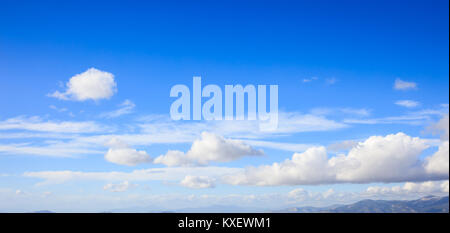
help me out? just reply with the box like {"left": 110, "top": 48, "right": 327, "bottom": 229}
{"left": 274, "top": 195, "right": 449, "bottom": 213}
{"left": 31, "top": 210, "right": 54, "bottom": 213}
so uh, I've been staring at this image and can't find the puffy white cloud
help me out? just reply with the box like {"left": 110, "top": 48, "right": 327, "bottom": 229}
{"left": 99, "top": 100, "right": 135, "bottom": 118}
{"left": 395, "top": 100, "right": 420, "bottom": 108}
{"left": 180, "top": 176, "right": 215, "bottom": 189}
{"left": 333, "top": 133, "right": 429, "bottom": 183}
{"left": 154, "top": 132, "right": 263, "bottom": 166}
{"left": 441, "top": 180, "right": 449, "bottom": 193}
{"left": 423, "top": 114, "right": 449, "bottom": 177}
{"left": 104, "top": 138, "right": 151, "bottom": 166}
{"left": 224, "top": 132, "right": 448, "bottom": 186}
{"left": 427, "top": 114, "right": 449, "bottom": 141}
{"left": 49, "top": 68, "right": 117, "bottom": 101}
{"left": 424, "top": 141, "right": 449, "bottom": 176}
{"left": 287, "top": 188, "right": 310, "bottom": 200}
{"left": 394, "top": 78, "right": 417, "bottom": 90}
{"left": 103, "top": 181, "right": 136, "bottom": 192}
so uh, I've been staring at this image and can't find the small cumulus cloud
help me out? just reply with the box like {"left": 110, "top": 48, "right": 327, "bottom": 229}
{"left": 154, "top": 132, "right": 264, "bottom": 167}
{"left": 394, "top": 78, "right": 417, "bottom": 91}
{"left": 48, "top": 68, "right": 117, "bottom": 101}
{"left": 395, "top": 100, "right": 420, "bottom": 108}
{"left": 104, "top": 138, "right": 152, "bottom": 166}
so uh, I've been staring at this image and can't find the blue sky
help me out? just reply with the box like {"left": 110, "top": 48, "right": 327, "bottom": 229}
{"left": 0, "top": 0, "right": 449, "bottom": 212}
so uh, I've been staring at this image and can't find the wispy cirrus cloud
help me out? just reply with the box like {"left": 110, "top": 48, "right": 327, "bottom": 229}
{"left": 0, "top": 116, "right": 111, "bottom": 133}
{"left": 99, "top": 100, "right": 136, "bottom": 118}
{"left": 394, "top": 78, "right": 417, "bottom": 91}
{"left": 180, "top": 175, "right": 216, "bottom": 189}
{"left": 344, "top": 105, "right": 448, "bottom": 125}
{"left": 103, "top": 181, "right": 137, "bottom": 192}
{"left": 302, "top": 77, "right": 318, "bottom": 83}
{"left": 395, "top": 100, "right": 420, "bottom": 108}
{"left": 23, "top": 167, "right": 242, "bottom": 186}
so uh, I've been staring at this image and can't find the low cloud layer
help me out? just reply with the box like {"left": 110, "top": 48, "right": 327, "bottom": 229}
{"left": 180, "top": 175, "right": 216, "bottom": 189}
{"left": 225, "top": 132, "right": 449, "bottom": 186}
{"left": 103, "top": 181, "right": 136, "bottom": 192}
{"left": 367, "top": 180, "right": 449, "bottom": 195}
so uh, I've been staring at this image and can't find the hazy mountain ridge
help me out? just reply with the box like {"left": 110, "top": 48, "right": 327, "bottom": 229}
{"left": 28, "top": 196, "right": 448, "bottom": 213}
{"left": 274, "top": 195, "right": 449, "bottom": 213}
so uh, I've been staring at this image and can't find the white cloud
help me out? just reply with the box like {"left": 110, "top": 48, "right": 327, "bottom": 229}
{"left": 0, "top": 116, "right": 108, "bottom": 133}
{"left": 243, "top": 140, "right": 314, "bottom": 153}
{"left": 138, "top": 112, "right": 348, "bottom": 140}
{"left": 325, "top": 77, "right": 337, "bottom": 85}
{"left": 49, "top": 68, "right": 117, "bottom": 101}
{"left": 310, "top": 108, "right": 371, "bottom": 117}
{"left": 99, "top": 100, "right": 135, "bottom": 118}
{"left": 0, "top": 143, "right": 103, "bottom": 158}
{"left": 424, "top": 141, "right": 449, "bottom": 175}
{"left": 395, "top": 100, "right": 420, "bottom": 108}
{"left": 154, "top": 132, "right": 263, "bottom": 167}
{"left": 394, "top": 78, "right": 417, "bottom": 90}
{"left": 15, "top": 190, "right": 24, "bottom": 195}
{"left": 427, "top": 114, "right": 449, "bottom": 140}
{"left": 104, "top": 138, "right": 151, "bottom": 166}
{"left": 23, "top": 167, "right": 241, "bottom": 186}
{"left": 442, "top": 180, "right": 449, "bottom": 193}
{"left": 180, "top": 176, "right": 215, "bottom": 189}
{"left": 224, "top": 132, "right": 448, "bottom": 186}
{"left": 424, "top": 114, "right": 449, "bottom": 176}
{"left": 344, "top": 106, "right": 448, "bottom": 126}
{"left": 103, "top": 181, "right": 136, "bottom": 192}
{"left": 49, "top": 105, "right": 68, "bottom": 112}
{"left": 366, "top": 180, "right": 449, "bottom": 195}
{"left": 302, "top": 77, "right": 318, "bottom": 83}
{"left": 273, "top": 112, "right": 347, "bottom": 134}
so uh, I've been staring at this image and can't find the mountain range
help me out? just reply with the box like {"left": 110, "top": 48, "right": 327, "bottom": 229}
{"left": 274, "top": 195, "right": 449, "bottom": 213}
